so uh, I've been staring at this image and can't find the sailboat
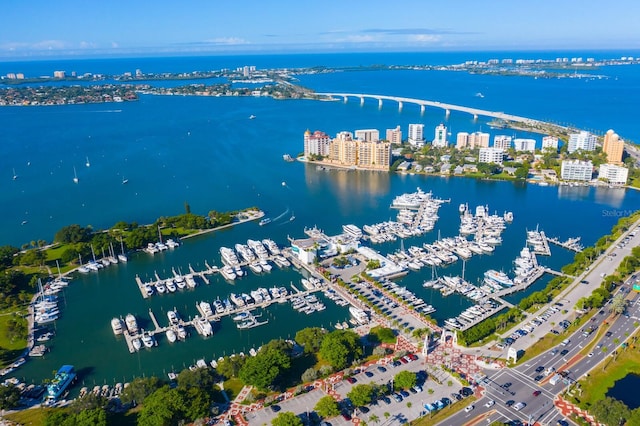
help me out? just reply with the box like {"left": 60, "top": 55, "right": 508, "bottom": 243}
{"left": 118, "top": 238, "right": 128, "bottom": 263}
{"left": 289, "top": 211, "right": 296, "bottom": 222}
{"left": 85, "top": 157, "right": 90, "bottom": 167}
{"left": 122, "top": 176, "right": 129, "bottom": 185}
{"left": 73, "top": 167, "right": 79, "bottom": 184}
{"left": 12, "top": 168, "right": 18, "bottom": 180}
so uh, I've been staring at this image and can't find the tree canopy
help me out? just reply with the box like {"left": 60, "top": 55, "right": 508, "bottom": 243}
{"left": 239, "top": 343, "right": 291, "bottom": 390}
{"left": 393, "top": 371, "right": 417, "bottom": 390}
{"left": 319, "top": 330, "right": 363, "bottom": 370}
{"left": 347, "top": 383, "right": 375, "bottom": 407}
{"left": 314, "top": 395, "right": 340, "bottom": 418}
{"left": 295, "top": 327, "right": 327, "bottom": 353}
{"left": 271, "top": 411, "right": 304, "bottom": 426}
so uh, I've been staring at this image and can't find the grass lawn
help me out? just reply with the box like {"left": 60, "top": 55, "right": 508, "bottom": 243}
{"left": 0, "top": 307, "right": 28, "bottom": 367}
{"left": 571, "top": 330, "right": 640, "bottom": 409}
{"left": 4, "top": 406, "right": 48, "bottom": 425}
{"left": 410, "top": 396, "right": 476, "bottom": 426}
{"left": 223, "top": 377, "right": 244, "bottom": 401}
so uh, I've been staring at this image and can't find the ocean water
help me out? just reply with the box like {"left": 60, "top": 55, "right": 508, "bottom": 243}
{"left": 2, "top": 51, "right": 640, "bottom": 386}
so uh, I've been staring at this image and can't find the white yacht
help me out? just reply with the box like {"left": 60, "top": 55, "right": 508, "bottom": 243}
{"left": 111, "top": 317, "right": 124, "bottom": 335}
{"left": 166, "top": 329, "right": 177, "bottom": 343}
{"left": 167, "top": 309, "right": 180, "bottom": 326}
{"left": 132, "top": 338, "right": 142, "bottom": 351}
{"left": 141, "top": 331, "right": 155, "bottom": 348}
{"left": 125, "top": 314, "right": 138, "bottom": 334}
{"left": 193, "top": 316, "right": 213, "bottom": 336}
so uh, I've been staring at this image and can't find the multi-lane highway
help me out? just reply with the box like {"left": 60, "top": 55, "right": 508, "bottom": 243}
{"left": 443, "top": 222, "right": 640, "bottom": 425}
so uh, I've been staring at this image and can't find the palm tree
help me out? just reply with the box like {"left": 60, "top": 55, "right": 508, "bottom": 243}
{"left": 369, "top": 414, "right": 380, "bottom": 425}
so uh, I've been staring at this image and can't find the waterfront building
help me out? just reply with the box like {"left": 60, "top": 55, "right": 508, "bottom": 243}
{"left": 53, "top": 71, "right": 66, "bottom": 78}
{"left": 542, "top": 136, "right": 559, "bottom": 151}
{"left": 456, "top": 132, "right": 469, "bottom": 149}
{"left": 303, "top": 129, "right": 332, "bottom": 158}
{"left": 567, "top": 131, "right": 597, "bottom": 153}
{"left": 386, "top": 126, "right": 402, "bottom": 144}
{"left": 493, "top": 135, "right": 512, "bottom": 150}
{"left": 478, "top": 147, "right": 504, "bottom": 165}
{"left": 513, "top": 138, "right": 536, "bottom": 153}
{"left": 408, "top": 124, "right": 425, "bottom": 147}
{"left": 327, "top": 131, "right": 391, "bottom": 170}
{"left": 432, "top": 124, "right": 448, "bottom": 148}
{"left": 468, "top": 131, "right": 489, "bottom": 149}
{"left": 561, "top": 160, "right": 593, "bottom": 181}
{"left": 355, "top": 129, "right": 380, "bottom": 142}
{"left": 602, "top": 129, "right": 625, "bottom": 165}
{"left": 598, "top": 163, "right": 629, "bottom": 184}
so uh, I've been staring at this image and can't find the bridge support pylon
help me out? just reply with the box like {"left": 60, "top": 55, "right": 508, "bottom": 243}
{"left": 398, "top": 101, "right": 403, "bottom": 112}
{"left": 473, "top": 113, "right": 478, "bottom": 121}
{"left": 445, "top": 109, "right": 450, "bottom": 118}
{"left": 343, "top": 96, "right": 348, "bottom": 103}
{"left": 359, "top": 96, "right": 364, "bottom": 106}
{"left": 378, "top": 98, "right": 383, "bottom": 109}
{"left": 420, "top": 105, "right": 425, "bottom": 115}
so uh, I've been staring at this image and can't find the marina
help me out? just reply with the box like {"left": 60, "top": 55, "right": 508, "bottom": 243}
{"left": 4, "top": 55, "right": 639, "bottom": 389}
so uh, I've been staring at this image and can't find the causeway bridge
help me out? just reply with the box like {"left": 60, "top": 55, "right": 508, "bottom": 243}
{"left": 315, "top": 92, "right": 543, "bottom": 124}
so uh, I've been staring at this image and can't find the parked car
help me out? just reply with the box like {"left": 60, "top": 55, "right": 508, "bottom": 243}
{"left": 535, "top": 366, "right": 545, "bottom": 373}
{"left": 464, "top": 405, "right": 474, "bottom": 413}
{"left": 364, "top": 371, "right": 374, "bottom": 378}
{"left": 377, "top": 366, "right": 387, "bottom": 373}
{"left": 347, "top": 377, "right": 357, "bottom": 384}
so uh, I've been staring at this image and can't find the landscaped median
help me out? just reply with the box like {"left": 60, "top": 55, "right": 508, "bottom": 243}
{"left": 409, "top": 396, "right": 477, "bottom": 426}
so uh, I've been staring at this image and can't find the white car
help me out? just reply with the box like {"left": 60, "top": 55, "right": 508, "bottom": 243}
{"left": 464, "top": 405, "right": 474, "bottom": 413}
{"left": 484, "top": 400, "right": 495, "bottom": 408}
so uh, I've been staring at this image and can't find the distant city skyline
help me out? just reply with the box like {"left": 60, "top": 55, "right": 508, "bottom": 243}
{"left": 2, "top": 0, "right": 640, "bottom": 59}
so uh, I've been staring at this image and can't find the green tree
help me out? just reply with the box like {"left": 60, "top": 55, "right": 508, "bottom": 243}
{"left": 0, "top": 383, "right": 21, "bottom": 409}
{"left": 0, "top": 245, "right": 19, "bottom": 268}
{"left": 239, "top": 343, "right": 291, "bottom": 390}
{"left": 216, "top": 355, "right": 246, "bottom": 379}
{"left": 590, "top": 396, "right": 630, "bottom": 426}
{"left": 347, "top": 384, "right": 375, "bottom": 407}
{"left": 295, "top": 327, "right": 328, "bottom": 353}
{"left": 319, "top": 330, "right": 363, "bottom": 370}
{"left": 119, "top": 376, "right": 163, "bottom": 405}
{"left": 176, "top": 367, "right": 215, "bottom": 390}
{"left": 393, "top": 371, "right": 417, "bottom": 390}
{"left": 74, "top": 408, "right": 107, "bottom": 426}
{"left": 272, "top": 411, "right": 304, "bottom": 426}
{"left": 369, "top": 414, "right": 380, "bottom": 424}
{"left": 611, "top": 293, "right": 627, "bottom": 315}
{"left": 315, "top": 395, "right": 340, "bottom": 418}
{"left": 137, "top": 385, "right": 186, "bottom": 426}
{"left": 301, "top": 367, "right": 318, "bottom": 383}
{"left": 5, "top": 315, "right": 27, "bottom": 342}
{"left": 54, "top": 224, "right": 92, "bottom": 244}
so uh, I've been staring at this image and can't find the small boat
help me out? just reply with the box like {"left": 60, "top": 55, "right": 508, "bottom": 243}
{"left": 85, "top": 157, "right": 90, "bottom": 167}
{"left": 249, "top": 115, "right": 256, "bottom": 119}
{"left": 73, "top": 167, "right": 79, "bottom": 184}
{"left": 122, "top": 177, "right": 129, "bottom": 185}
{"left": 259, "top": 218, "right": 272, "bottom": 226}
{"left": 12, "top": 168, "right": 18, "bottom": 180}
{"left": 132, "top": 338, "right": 142, "bottom": 351}
{"left": 290, "top": 212, "right": 296, "bottom": 222}
{"left": 166, "top": 329, "right": 177, "bottom": 343}
{"left": 176, "top": 324, "right": 187, "bottom": 340}
{"left": 141, "top": 331, "right": 155, "bottom": 348}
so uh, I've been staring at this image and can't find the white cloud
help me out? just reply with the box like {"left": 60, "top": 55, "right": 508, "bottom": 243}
{"left": 409, "top": 34, "right": 441, "bottom": 43}
{"left": 205, "top": 37, "right": 248, "bottom": 45}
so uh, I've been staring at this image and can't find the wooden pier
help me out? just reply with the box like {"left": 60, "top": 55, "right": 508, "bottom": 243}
{"left": 491, "top": 266, "right": 546, "bottom": 298}
{"left": 546, "top": 236, "right": 583, "bottom": 252}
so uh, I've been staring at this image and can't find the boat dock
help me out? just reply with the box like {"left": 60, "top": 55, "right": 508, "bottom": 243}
{"left": 490, "top": 266, "right": 546, "bottom": 298}
{"left": 546, "top": 236, "right": 583, "bottom": 252}
{"left": 120, "top": 283, "right": 329, "bottom": 353}
{"left": 452, "top": 300, "right": 511, "bottom": 332}
{"left": 134, "top": 262, "right": 220, "bottom": 299}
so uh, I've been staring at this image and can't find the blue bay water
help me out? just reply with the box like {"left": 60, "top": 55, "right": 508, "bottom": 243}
{"left": 1, "top": 51, "right": 640, "bottom": 387}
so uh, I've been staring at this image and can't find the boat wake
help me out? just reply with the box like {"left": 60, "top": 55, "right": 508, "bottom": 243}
{"left": 272, "top": 207, "right": 290, "bottom": 223}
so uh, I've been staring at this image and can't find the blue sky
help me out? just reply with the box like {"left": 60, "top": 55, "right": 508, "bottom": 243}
{"left": 2, "top": 0, "right": 640, "bottom": 58}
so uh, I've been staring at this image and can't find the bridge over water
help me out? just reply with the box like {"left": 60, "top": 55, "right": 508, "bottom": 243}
{"left": 315, "top": 92, "right": 544, "bottom": 124}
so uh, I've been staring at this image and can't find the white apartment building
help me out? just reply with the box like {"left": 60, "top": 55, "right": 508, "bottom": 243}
{"left": 478, "top": 147, "right": 504, "bottom": 164}
{"left": 560, "top": 160, "right": 593, "bottom": 181}
{"left": 542, "top": 136, "right": 559, "bottom": 151}
{"left": 513, "top": 138, "right": 536, "bottom": 153}
{"left": 432, "top": 124, "right": 448, "bottom": 148}
{"left": 355, "top": 129, "right": 380, "bottom": 142}
{"left": 567, "top": 131, "right": 597, "bottom": 153}
{"left": 493, "top": 135, "right": 512, "bottom": 150}
{"left": 408, "top": 124, "right": 425, "bottom": 147}
{"left": 386, "top": 126, "right": 402, "bottom": 144}
{"left": 598, "top": 163, "right": 629, "bottom": 184}
{"left": 303, "top": 129, "right": 332, "bottom": 157}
